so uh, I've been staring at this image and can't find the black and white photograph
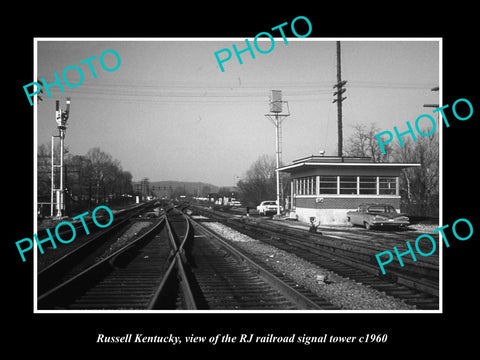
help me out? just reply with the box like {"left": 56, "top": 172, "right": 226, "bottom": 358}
{"left": 6, "top": 6, "right": 478, "bottom": 355}
{"left": 33, "top": 39, "right": 441, "bottom": 313}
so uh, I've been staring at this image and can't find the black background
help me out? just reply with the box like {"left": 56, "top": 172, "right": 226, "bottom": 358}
{"left": 6, "top": 4, "right": 478, "bottom": 356}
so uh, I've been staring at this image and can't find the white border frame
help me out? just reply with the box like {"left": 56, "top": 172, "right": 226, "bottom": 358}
{"left": 33, "top": 37, "right": 442, "bottom": 314}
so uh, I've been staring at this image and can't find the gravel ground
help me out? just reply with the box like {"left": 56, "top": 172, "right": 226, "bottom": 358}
{"left": 408, "top": 223, "right": 440, "bottom": 233}
{"left": 95, "top": 220, "right": 154, "bottom": 261}
{"left": 203, "top": 222, "right": 415, "bottom": 310}
{"left": 36, "top": 218, "right": 157, "bottom": 271}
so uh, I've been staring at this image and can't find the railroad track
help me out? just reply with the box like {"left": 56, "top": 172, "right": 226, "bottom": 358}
{"left": 189, "top": 205, "right": 440, "bottom": 310}
{"left": 37, "top": 202, "right": 160, "bottom": 294}
{"left": 36, "top": 201, "right": 154, "bottom": 247}
{"left": 38, "top": 216, "right": 170, "bottom": 309}
{"left": 187, "top": 218, "right": 339, "bottom": 310}
{"left": 38, "top": 206, "right": 339, "bottom": 310}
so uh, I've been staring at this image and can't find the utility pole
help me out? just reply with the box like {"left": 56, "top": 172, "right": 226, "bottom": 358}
{"left": 333, "top": 41, "right": 347, "bottom": 157}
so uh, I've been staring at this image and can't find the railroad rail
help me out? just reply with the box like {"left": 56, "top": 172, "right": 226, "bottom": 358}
{"left": 37, "top": 201, "right": 159, "bottom": 294}
{"left": 38, "top": 205, "right": 339, "bottom": 310}
{"left": 189, "top": 204, "right": 440, "bottom": 310}
{"left": 187, "top": 217, "right": 339, "bottom": 310}
{"left": 37, "top": 215, "right": 169, "bottom": 309}
{"left": 149, "top": 208, "right": 198, "bottom": 309}
{"left": 37, "top": 201, "right": 155, "bottom": 245}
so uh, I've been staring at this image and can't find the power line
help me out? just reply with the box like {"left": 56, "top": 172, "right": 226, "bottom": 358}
{"left": 38, "top": 76, "right": 437, "bottom": 92}
{"left": 36, "top": 77, "right": 437, "bottom": 108}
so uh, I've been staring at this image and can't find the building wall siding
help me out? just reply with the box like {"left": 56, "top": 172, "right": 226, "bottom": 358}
{"left": 292, "top": 196, "right": 400, "bottom": 225}
{"left": 294, "top": 196, "right": 400, "bottom": 209}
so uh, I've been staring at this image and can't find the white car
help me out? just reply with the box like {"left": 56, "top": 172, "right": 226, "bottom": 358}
{"left": 256, "top": 201, "right": 283, "bottom": 215}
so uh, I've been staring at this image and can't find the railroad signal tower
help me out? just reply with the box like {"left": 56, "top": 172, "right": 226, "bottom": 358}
{"left": 51, "top": 98, "right": 71, "bottom": 218}
{"left": 265, "top": 90, "right": 290, "bottom": 215}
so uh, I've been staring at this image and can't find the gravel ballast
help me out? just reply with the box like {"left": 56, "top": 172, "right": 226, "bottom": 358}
{"left": 202, "top": 222, "right": 415, "bottom": 310}
{"left": 95, "top": 220, "right": 154, "bottom": 261}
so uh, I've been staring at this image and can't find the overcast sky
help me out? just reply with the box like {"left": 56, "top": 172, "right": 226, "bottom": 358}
{"left": 35, "top": 39, "right": 439, "bottom": 186}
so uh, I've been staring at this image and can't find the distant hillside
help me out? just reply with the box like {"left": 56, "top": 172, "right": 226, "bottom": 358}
{"left": 133, "top": 180, "right": 222, "bottom": 197}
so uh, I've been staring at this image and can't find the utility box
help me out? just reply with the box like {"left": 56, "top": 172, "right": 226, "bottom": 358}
{"left": 270, "top": 90, "right": 282, "bottom": 113}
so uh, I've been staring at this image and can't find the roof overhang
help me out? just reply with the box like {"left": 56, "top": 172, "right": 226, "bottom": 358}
{"left": 277, "top": 161, "right": 421, "bottom": 173}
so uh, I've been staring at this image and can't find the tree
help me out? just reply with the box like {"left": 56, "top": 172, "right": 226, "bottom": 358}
{"left": 200, "top": 185, "right": 211, "bottom": 197}
{"left": 392, "top": 132, "right": 439, "bottom": 217}
{"left": 172, "top": 185, "right": 186, "bottom": 198}
{"left": 37, "top": 144, "right": 134, "bottom": 215}
{"left": 344, "top": 121, "right": 439, "bottom": 217}
{"left": 218, "top": 187, "right": 233, "bottom": 197}
{"left": 65, "top": 154, "right": 93, "bottom": 203}
{"left": 117, "top": 171, "right": 134, "bottom": 197}
{"left": 85, "top": 147, "right": 117, "bottom": 204}
{"left": 345, "top": 123, "right": 390, "bottom": 162}
{"left": 237, "top": 154, "right": 278, "bottom": 207}
{"left": 37, "top": 143, "right": 52, "bottom": 202}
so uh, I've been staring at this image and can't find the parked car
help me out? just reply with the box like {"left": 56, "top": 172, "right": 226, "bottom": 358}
{"left": 230, "top": 200, "right": 242, "bottom": 207}
{"left": 346, "top": 203, "right": 410, "bottom": 230}
{"left": 256, "top": 201, "right": 283, "bottom": 215}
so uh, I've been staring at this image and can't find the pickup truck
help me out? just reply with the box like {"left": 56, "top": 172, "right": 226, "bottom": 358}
{"left": 256, "top": 201, "right": 283, "bottom": 215}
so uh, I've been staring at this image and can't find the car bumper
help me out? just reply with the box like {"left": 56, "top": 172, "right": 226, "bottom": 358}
{"left": 263, "top": 208, "right": 283, "bottom": 213}
{"left": 371, "top": 220, "right": 410, "bottom": 227}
